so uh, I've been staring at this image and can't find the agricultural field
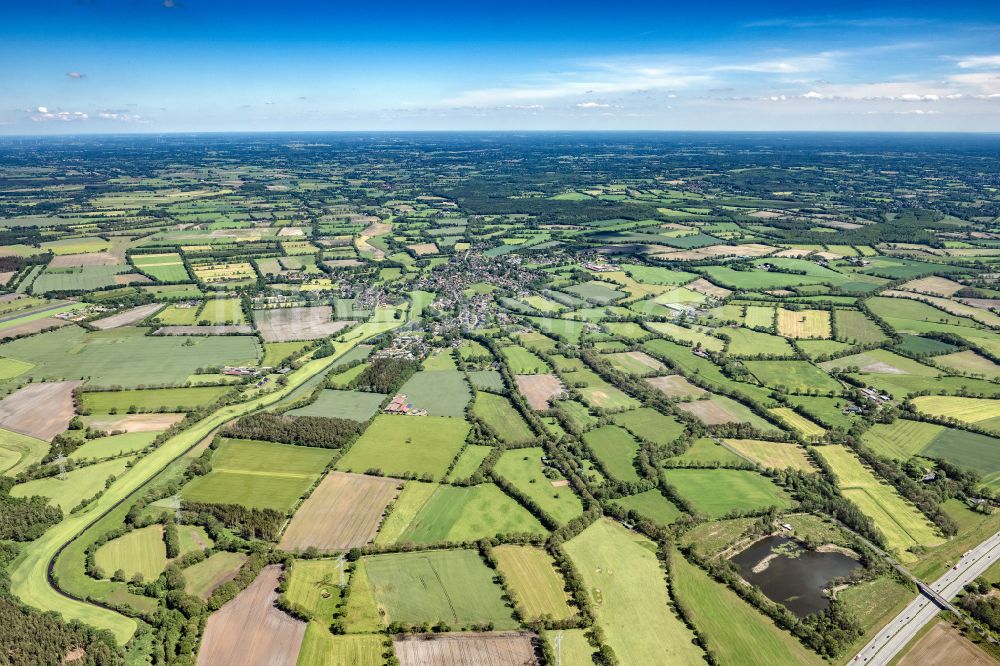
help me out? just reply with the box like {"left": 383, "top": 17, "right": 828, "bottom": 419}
{"left": 80, "top": 385, "right": 231, "bottom": 413}
{"left": 583, "top": 425, "right": 641, "bottom": 483}
{"left": 130, "top": 253, "right": 190, "bottom": 282}
{"left": 723, "top": 438, "right": 816, "bottom": 472}
{"left": 335, "top": 415, "right": 468, "bottom": 481}
{"left": 662, "top": 468, "right": 792, "bottom": 518}
{"left": 493, "top": 447, "right": 584, "bottom": 524}
{"left": 183, "top": 552, "right": 249, "bottom": 599}
{"left": 911, "top": 396, "right": 1000, "bottom": 431}
{"left": 396, "top": 370, "right": 470, "bottom": 417}
{"left": 288, "top": 389, "right": 386, "bottom": 421}
{"left": 472, "top": 392, "right": 534, "bottom": 443}
{"left": 93, "top": 525, "right": 167, "bottom": 581}
{"left": 493, "top": 544, "right": 575, "bottom": 621}
{"left": 777, "top": 308, "right": 832, "bottom": 338}
{"left": 501, "top": 345, "right": 550, "bottom": 374}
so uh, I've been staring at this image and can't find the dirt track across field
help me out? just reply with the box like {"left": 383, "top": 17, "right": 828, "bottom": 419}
{"left": 394, "top": 632, "right": 538, "bottom": 666}
{"left": 0, "top": 381, "right": 83, "bottom": 440}
{"left": 280, "top": 472, "right": 401, "bottom": 552}
{"left": 196, "top": 565, "right": 305, "bottom": 666}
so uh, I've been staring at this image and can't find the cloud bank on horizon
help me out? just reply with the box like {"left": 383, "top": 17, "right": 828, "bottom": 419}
{"left": 2, "top": 0, "right": 999, "bottom": 133}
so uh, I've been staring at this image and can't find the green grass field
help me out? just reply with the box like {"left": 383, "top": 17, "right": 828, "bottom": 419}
{"left": 610, "top": 407, "right": 686, "bottom": 445}
{"left": 387, "top": 483, "right": 547, "bottom": 543}
{"left": 154, "top": 303, "right": 201, "bottom": 325}
{"left": 182, "top": 551, "right": 248, "bottom": 599}
{"left": 362, "top": 549, "right": 518, "bottom": 628}
{"left": 493, "top": 544, "right": 575, "bottom": 621}
{"left": 744, "top": 360, "right": 841, "bottom": 393}
{"left": 296, "top": 627, "right": 384, "bottom": 666}
{"left": 131, "top": 253, "right": 190, "bottom": 282}
{"left": 723, "top": 439, "right": 816, "bottom": 472}
{"left": 199, "top": 298, "right": 246, "bottom": 324}
{"left": 11, "top": 456, "right": 135, "bottom": 511}
{"left": 0, "top": 325, "right": 261, "bottom": 387}
{"left": 472, "top": 392, "right": 534, "bottom": 443}
{"left": 646, "top": 321, "right": 725, "bottom": 351}
{"left": 861, "top": 420, "right": 944, "bottom": 460}
{"left": 609, "top": 489, "right": 682, "bottom": 526}
{"left": 501, "top": 345, "right": 550, "bottom": 374}
{"left": 494, "top": 447, "right": 583, "bottom": 524}
{"left": 0, "top": 427, "right": 49, "bottom": 476}
{"left": 816, "top": 445, "right": 944, "bottom": 561}
{"left": 289, "top": 389, "right": 386, "bottom": 421}
{"left": 286, "top": 559, "right": 344, "bottom": 619}
{"left": 662, "top": 468, "right": 792, "bottom": 518}
{"left": 769, "top": 407, "right": 827, "bottom": 438}
{"left": 670, "top": 437, "right": 743, "bottom": 465}
{"left": 911, "top": 396, "right": 1000, "bottom": 431}
{"left": 723, "top": 328, "right": 795, "bottom": 357}
{"left": 261, "top": 341, "right": 312, "bottom": 367}
{"left": 583, "top": 425, "right": 641, "bottom": 483}
{"left": 671, "top": 551, "right": 822, "bottom": 665}
{"left": 94, "top": 525, "right": 167, "bottom": 582}
{"left": 445, "top": 445, "right": 492, "bottom": 481}
{"left": 80, "top": 385, "right": 231, "bottom": 413}
{"left": 181, "top": 438, "right": 333, "bottom": 510}
{"left": 785, "top": 395, "right": 858, "bottom": 430}
{"left": 335, "top": 415, "right": 468, "bottom": 481}
{"left": 564, "top": 519, "right": 704, "bottom": 665}
{"left": 396, "top": 370, "right": 470, "bottom": 417}
{"left": 69, "top": 432, "right": 157, "bottom": 461}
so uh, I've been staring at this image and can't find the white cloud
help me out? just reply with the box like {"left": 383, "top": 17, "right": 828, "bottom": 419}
{"left": 65, "top": 71, "right": 85, "bottom": 79}
{"left": 957, "top": 55, "right": 1000, "bottom": 69}
{"left": 801, "top": 91, "right": 824, "bottom": 99}
{"left": 576, "top": 102, "right": 610, "bottom": 108}
{"left": 98, "top": 111, "right": 144, "bottom": 122}
{"left": 32, "top": 107, "right": 88, "bottom": 122}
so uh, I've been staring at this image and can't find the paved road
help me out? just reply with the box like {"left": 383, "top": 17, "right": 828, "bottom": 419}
{"left": 852, "top": 530, "right": 1000, "bottom": 665}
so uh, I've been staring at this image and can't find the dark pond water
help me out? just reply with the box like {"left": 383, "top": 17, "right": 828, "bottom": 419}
{"left": 730, "top": 535, "right": 861, "bottom": 618}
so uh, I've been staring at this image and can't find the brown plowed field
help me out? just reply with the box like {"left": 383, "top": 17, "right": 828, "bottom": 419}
{"left": 0, "top": 380, "right": 83, "bottom": 440}
{"left": 253, "top": 306, "right": 351, "bottom": 342}
{"left": 676, "top": 399, "right": 737, "bottom": 425}
{"left": 898, "top": 622, "right": 994, "bottom": 666}
{"left": 196, "top": 565, "right": 306, "bottom": 666}
{"left": 685, "top": 277, "right": 731, "bottom": 299}
{"left": 645, "top": 374, "right": 707, "bottom": 398}
{"left": 48, "top": 252, "right": 120, "bottom": 267}
{"left": 394, "top": 632, "right": 538, "bottom": 666}
{"left": 90, "top": 303, "right": 164, "bottom": 330}
{"left": 515, "top": 374, "right": 565, "bottom": 410}
{"left": 0, "top": 316, "right": 71, "bottom": 340}
{"left": 279, "top": 472, "right": 402, "bottom": 552}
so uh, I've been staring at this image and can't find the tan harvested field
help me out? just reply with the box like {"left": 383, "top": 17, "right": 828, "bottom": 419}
{"left": 685, "top": 277, "right": 731, "bottom": 299}
{"left": 277, "top": 226, "right": 306, "bottom": 236}
{"left": 407, "top": 242, "right": 439, "bottom": 256}
{"left": 655, "top": 243, "right": 774, "bottom": 261}
{"left": 48, "top": 252, "right": 120, "bottom": 268}
{"left": 724, "top": 439, "right": 816, "bottom": 472}
{"left": 114, "top": 273, "right": 152, "bottom": 285}
{"left": 324, "top": 258, "right": 364, "bottom": 268}
{"left": 0, "top": 316, "right": 71, "bottom": 339}
{"left": 898, "top": 276, "right": 965, "bottom": 297}
{"left": 90, "top": 303, "right": 164, "bottom": 330}
{"left": 515, "top": 374, "right": 565, "bottom": 410}
{"left": 676, "top": 399, "right": 735, "bottom": 425}
{"left": 777, "top": 308, "right": 831, "bottom": 339}
{"left": 645, "top": 374, "right": 707, "bottom": 398}
{"left": 253, "top": 306, "right": 351, "bottom": 342}
{"left": 394, "top": 632, "right": 538, "bottom": 666}
{"left": 0, "top": 380, "right": 82, "bottom": 440}
{"left": 196, "top": 565, "right": 306, "bottom": 666}
{"left": 898, "top": 622, "right": 994, "bottom": 666}
{"left": 155, "top": 325, "right": 254, "bottom": 335}
{"left": 83, "top": 412, "right": 185, "bottom": 433}
{"left": 0, "top": 271, "right": 15, "bottom": 285}
{"left": 280, "top": 472, "right": 402, "bottom": 552}
{"left": 773, "top": 248, "right": 813, "bottom": 258}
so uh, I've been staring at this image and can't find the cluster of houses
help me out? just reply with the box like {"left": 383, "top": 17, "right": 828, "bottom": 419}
{"left": 384, "top": 394, "right": 427, "bottom": 416}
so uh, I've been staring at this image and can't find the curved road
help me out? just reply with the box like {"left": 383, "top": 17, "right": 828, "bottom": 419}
{"left": 852, "top": 529, "right": 1000, "bottom": 665}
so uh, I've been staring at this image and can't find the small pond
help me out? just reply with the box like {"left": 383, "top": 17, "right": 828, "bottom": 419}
{"left": 730, "top": 535, "right": 861, "bottom": 618}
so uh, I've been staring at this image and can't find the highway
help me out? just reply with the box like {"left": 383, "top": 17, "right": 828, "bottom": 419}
{"left": 852, "top": 530, "right": 1000, "bottom": 665}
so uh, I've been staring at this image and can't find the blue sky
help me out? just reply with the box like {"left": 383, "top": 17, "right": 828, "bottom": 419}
{"left": 2, "top": 0, "right": 1000, "bottom": 133}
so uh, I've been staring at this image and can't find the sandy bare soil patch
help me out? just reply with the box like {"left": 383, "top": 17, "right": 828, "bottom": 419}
{"left": 114, "top": 273, "right": 152, "bottom": 285}
{"left": 515, "top": 374, "right": 566, "bottom": 410}
{"left": 277, "top": 226, "right": 306, "bottom": 237}
{"left": 48, "top": 252, "right": 120, "bottom": 268}
{"left": 645, "top": 375, "right": 707, "bottom": 398}
{"left": 280, "top": 472, "right": 402, "bottom": 552}
{"left": 859, "top": 360, "right": 907, "bottom": 375}
{"left": 676, "top": 399, "right": 736, "bottom": 425}
{"left": 0, "top": 272, "right": 15, "bottom": 286}
{"left": 253, "top": 306, "right": 351, "bottom": 342}
{"left": 196, "top": 565, "right": 305, "bottom": 666}
{"left": 90, "top": 303, "right": 164, "bottom": 330}
{"left": 0, "top": 316, "right": 71, "bottom": 340}
{"left": 83, "top": 412, "right": 185, "bottom": 433}
{"left": 899, "top": 276, "right": 965, "bottom": 297}
{"left": 155, "top": 325, "right": 254, "bottom": 336}
{"left": 773, "top": 248, "right": 814, "bottom": 258}
{"left": 408, "top": 242, "right": 439, "bottom": 256}
{"left": 685, "top": 278, "right": 731, "bottom": 299}
{"left": 394, "top": 632, "right": 539, "bottom": 666}
{"left": 0, "top": 380, "right": 83, "bottom": 440}
{"left": 656, "top": 244, "right": 772, "bottom": 261}
{"left": 898, "top": 622, "right": 994, "bottom": 666}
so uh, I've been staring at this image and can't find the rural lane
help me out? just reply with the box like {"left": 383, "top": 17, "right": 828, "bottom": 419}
{"left": 851, "top": 529, "right": 1000, "bottom": 665}
{"left": 8, "top": 319, "right": 400, "bottom": 644}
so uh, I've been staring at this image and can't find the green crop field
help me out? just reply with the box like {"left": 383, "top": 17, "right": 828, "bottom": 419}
{"left": 361, "top": 549, "right": 518, "bottom": 628}
{"left": 80, "top": 385, "right": 231, "bottom": 413}
{"left": 335, "top": 415, "right": 468, "bottom": 481}
{"left": 289, "top": 389, "right": 386, "bottom": 421}
{"left": 182, "top": 551, "right": 248, "bottom": 599}
{"left": 181, "top": 438, "right": 332, "bottom": 510}
{"left": 199, "top": 298, "right": 245, "bottom": 324}
{"left": 769, "top": 407, "right": 827, "bottom": 438}
{"left": 386, "top": 482, "right": 546, "bottom": 543}
{"left": 745, "top": 360, "right": 841, "bottom": 393}
{"left": 69, "top": 432, "right": 157, "bottom": 461}
{"left": 94, "top": 525, "right": 167, "bottom": 582}
{"left": 501, "top": 345, "right": 550, "bottom": 374}
{"left": 671, "top": 551, "right": 823, "bottom": 665}
{"left": 565, "top": 519, "right": 704, "bottom": 665}
{"left": 0, "top": 427, "right": 49, "bottom": 476}
{"left": 396, "top": 370, "right": 470, "bottom": 417}
{"left": 154, "top": 303, "right": 201, "bottom": 325}
{"left": 472, "top": 392, "right": 534, "bottom": 443}
{"left": 724, "top": 439, "right": 816, "bottom": 471}
{"left": 912, "top": 395, "right": 1000, "bottom": 431}
{"left": 723, "top": 328, "right": 795, "bottom": 357}
{"left": 493, "top": 544, "right": 574, "bottom": 621}
{"left": 610, "top": 407, "right": 685, "bottom": 445}
{"left": 621, "top": 264, "right": 696, "bottom": 285}
{"left": 785, "top": 395, "right": 858, "bottom": 430}
{"left": 261, "top": 340, "right": 311, "bottom": 367}
{"left": 645, "top": 321, "right": 725, "bottom": 351}
{"left": 10, "top": 456, "right": 134, "bottom": 511}
{"left": 131, "top": 253, "right": 190, "bottom": 282}
{"left": 833, "top": 309, "right": 888, "bottom": 344}
{"left": 609, "top": 489, "right": 682, "bottom": 526}
{"left": 583, "top": 425, "right": 641, "bottom": 483}
{"left": 285, "top": 559, "right": 343, "bottom": 618}
{"left": 494, "top": 447, "right": 583, "bottom": 524}
{"left": 445, "top": 445, "right": 492, "bottom": 481}
{"left": 296, "top": 628, "right": 384, "bottom": 666}
{"left": 662, "top": 468, "right": 792, "bottom": 518}
{"left": 670, "top": 437, "right": 744, "bottom": 465}
{"left": 861, "top": 420, "right": 944, "bottom": 460}
{"left": 816, "top": 445, "right": 944, "bottom": 561}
